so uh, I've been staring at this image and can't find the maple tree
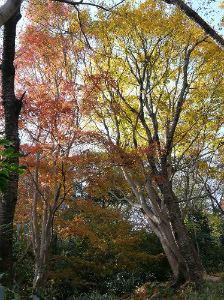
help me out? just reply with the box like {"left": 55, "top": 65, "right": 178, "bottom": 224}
{"left": 14, "top": 7, "right": 101, "bottom": 287}
{"left": 83, "top": 0, "right": 223, "bottom": 286}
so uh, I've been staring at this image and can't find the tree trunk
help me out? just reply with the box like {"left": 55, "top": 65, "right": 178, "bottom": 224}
{"left": 32, "top": 201, "right": 53, "bottom": 289}
{"left": 33, "top": 258, "right": 49, "bottom": 289}
{"left": 32, "top": 216, "right": 52, "bottom": 289}
{"left": 32, "top": 227, "right": 52, "bottom": 289}
{"left": 161, "top": 179, "right": 204, "bottom": 286}
{"left": 144, "top": 214, "right": 188, "bottom": 285}
{"left": 0, "top": 9, "right": 21, "bottom": 286}
{"left": 0, "top": 0, "right": 22, "bottom": 27}
{"left": 121, "top": 166, "right": 189, "bottom": 285}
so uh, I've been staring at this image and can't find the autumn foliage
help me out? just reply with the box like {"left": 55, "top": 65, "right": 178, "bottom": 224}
{"left": 0, "top": 0, "right": 222, "bottom": 298}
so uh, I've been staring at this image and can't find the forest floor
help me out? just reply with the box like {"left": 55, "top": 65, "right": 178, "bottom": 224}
{"left": 128, "top": 276, "right": 224, "bottom": 300}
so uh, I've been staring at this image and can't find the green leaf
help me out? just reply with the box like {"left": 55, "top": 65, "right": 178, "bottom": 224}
{"left": 8, "top": 153, "right": 26, "bottom": 158}
{"left": 0, "top": 181, "right": 7, "bottom": 193}
{"left": 20, "top": 165, "right": 28, "bottom": 170}
{"left": 6, "top": 165, "right": 25, "bottom": 174}
{"left": 0, "top": 139, "right": 13, "bottom": 146}
{"left": 7, "top": 166, "right": 18, "bottom": 172}
{"left": 0, "top": 170, "right": 9, "bottom": 180}
{"left": 14, "top": 169, "right": 26, "bottom": 174}
{"left": 0, "top": 170, "right": 9, "bottom": 193}
{"left": 2, "top": 148, "right": 14, "bottom": 156}
{"left": 13, "top": 293, "right": 21, "bottom": 300}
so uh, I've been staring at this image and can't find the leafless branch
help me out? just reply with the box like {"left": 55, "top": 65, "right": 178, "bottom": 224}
{"left": 53, "top": 0, "right": 125, "bottom": 12}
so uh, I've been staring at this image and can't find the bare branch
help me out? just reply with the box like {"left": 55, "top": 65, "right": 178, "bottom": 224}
{"left": 53, "top": 0, "right": 124, "bottom": 12}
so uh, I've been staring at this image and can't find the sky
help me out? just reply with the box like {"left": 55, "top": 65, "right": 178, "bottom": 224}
{"left": 88, "top": 0, "right": 224, "bottom": 33}
{"left": 0, "top": 0, "right": 223, "bottom": 28}
{"left": 190, "top": 0, "right": 223, "bottom": 32}
{"left": 0, "top": 0, "right": 223, "bottom": 37}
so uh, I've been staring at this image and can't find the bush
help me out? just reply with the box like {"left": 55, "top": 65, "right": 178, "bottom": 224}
{"left": 186, "top": 210, "right": 224, "bottom": 273}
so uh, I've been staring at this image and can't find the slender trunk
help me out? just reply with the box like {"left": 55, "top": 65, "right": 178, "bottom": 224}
{"left": 161, "top": 179, "right": 204, "bottom": 285}
{"left": 33, "top": 232, "right": 52, "bottom": 288}
{"left": 0, "top": 9, "right": 21, "bottom": 286}
{"left": 32, "top": 207, "right": 53, "bottom": 289}
{"left": 32, "top": 182, "right": 61, "bottom": 288}
{"left": 33, "top": 246, "right": 50, "bottom": 289}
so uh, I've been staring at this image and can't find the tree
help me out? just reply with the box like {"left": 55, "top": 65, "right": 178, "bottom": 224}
{"left": 84, "top": 0, "right": 223, "bottom": 286}
{"left": 0, "top": 0, "right": 125, "bottom": 27}
{"left": 0, "top": 8, "right": 24, "bottom": 285}
{"left": 0, "top": 0, "right": 88, "bottom": 283}
{"left": 0, "top": 0, "right": 223, "bottom": 50}
{"left": 19, "top": 147, "right": 75, "bottom": 288}
{"left": 14, "top": 6, "right": 101, "bottom": 287}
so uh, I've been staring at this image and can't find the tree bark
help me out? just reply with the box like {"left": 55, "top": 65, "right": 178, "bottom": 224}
{"left": 0, "top": 9, "right": 21, "bottom": 286}
{"left": 32, "top": 207, "right": 53, "bottom": 289}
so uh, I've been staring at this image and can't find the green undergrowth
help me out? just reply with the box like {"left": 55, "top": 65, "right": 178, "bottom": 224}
{"left": 1, "top": 280, "right": 224, "bottom": 299}
{"left": 130, "top": 280, "right": 224, "bottom": 300}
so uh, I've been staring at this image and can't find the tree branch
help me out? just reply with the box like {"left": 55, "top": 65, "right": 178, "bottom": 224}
{"left": 166, "top": 37, "right": 207, "bottom": 152}
{"left": 162, "top": 0, "right": 224, "bottom": 50}
{"left": 109, "top": 189, "right": 142, "bottom": 209}
{"left": 53, "top": 0, "right": 125, "bottom": 12}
